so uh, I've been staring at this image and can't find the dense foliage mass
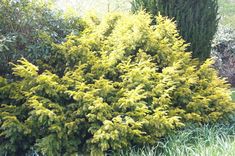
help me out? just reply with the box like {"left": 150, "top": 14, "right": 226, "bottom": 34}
{"left": 0, "top": 12, "right": 234, "bottom": 155}
{"left": 0, "top": 0, "right": 83, "bottom": 77}
{"left": 132, "top": 0, "right": 219, "bottom": 61}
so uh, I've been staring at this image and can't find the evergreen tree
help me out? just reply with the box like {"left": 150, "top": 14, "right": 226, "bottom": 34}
{"left": 132, "top": 0, "right": 219, "bottom": 61}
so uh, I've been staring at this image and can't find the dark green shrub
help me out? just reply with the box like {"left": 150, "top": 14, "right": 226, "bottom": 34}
{"left": 132, "top": 0, "right": 219, "bottom": 61}
{"left": 0, "top": 12, "right": 234, "bottom": 155}
{"left": 0, "top": 0, "right": 84, "bottom": 76}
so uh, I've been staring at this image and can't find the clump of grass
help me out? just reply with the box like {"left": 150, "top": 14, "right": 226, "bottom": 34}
{"left": 117, "top": 124, "right": 235, "bottom": 156}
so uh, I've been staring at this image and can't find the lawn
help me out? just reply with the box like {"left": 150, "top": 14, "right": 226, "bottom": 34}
{"left": 218, "top": 0, "right": 235, "bottom": 28}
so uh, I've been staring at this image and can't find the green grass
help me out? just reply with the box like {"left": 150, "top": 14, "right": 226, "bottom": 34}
{"left": 117, "top": 124, "right": 235, "bottom": 156}
{"left": 218, "top": 0, "right": 235, "bottom": 28}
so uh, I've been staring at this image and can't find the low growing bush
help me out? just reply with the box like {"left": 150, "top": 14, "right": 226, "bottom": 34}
{"left": 0, "top": 12, "right": 234, "bottom": 155}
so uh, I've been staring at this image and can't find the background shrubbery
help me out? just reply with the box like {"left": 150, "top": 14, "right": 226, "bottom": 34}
{"left": 1, "top": 12, "right": 234, "bottom": 155}
{"left": 212, "top": 25, "right": 235, "bottom": 86}
{"left": 0, "top": 0, "right": 84, "bottom": 77}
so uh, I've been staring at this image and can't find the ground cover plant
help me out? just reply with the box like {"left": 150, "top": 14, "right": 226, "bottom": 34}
{"left": 1, "top": 11, "right": 235, "bottom": 155}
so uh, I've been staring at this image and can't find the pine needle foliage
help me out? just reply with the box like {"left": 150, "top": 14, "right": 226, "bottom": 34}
{"left": 132, "top": 0, "right": 219, "bottom": 61}
{"left": 0, "top": 12, "right": 234, "bottom": 155}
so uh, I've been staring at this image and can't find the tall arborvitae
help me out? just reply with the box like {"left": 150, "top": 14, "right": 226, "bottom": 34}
{"left": 132, "top": 0, "right": 219, "bottom": 61}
